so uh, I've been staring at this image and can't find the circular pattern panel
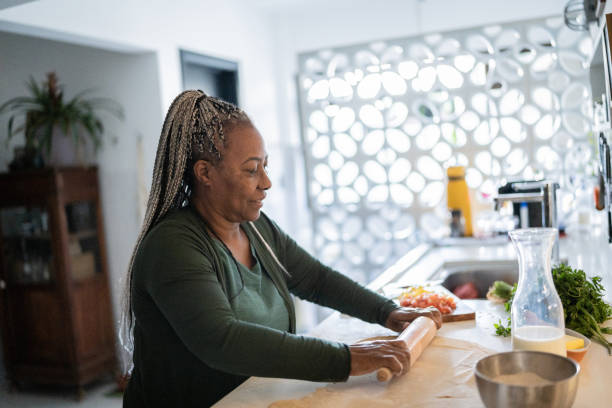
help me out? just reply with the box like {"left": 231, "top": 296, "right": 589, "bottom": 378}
{"left": 299, "top": 17, "right": 592, "bottom": 286}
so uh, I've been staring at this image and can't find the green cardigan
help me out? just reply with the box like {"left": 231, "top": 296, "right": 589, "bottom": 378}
{"left": 123, "top": 207, "right": 398, "bottom": 407}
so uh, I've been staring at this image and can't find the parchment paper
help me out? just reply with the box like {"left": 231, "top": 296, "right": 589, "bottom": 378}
{"left": 268, "top": 336, "right": 494, "bottom": 408}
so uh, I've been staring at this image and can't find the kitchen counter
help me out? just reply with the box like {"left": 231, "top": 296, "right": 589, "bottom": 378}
{"left": 214, "top": 241, "right": 612, "bottom": 407}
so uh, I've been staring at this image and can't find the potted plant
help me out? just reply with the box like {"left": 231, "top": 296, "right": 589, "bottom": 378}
{"left": 0, "top": 72, "right": 124, "bottom": 170}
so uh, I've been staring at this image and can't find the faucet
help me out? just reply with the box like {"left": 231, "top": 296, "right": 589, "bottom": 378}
{"left": 494, "top": 180, "right": 560, "bottom": 264}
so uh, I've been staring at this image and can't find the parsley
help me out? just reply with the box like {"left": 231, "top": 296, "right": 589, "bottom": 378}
{"left": 493, "top": 264, "right": 612, "bottom": 355}
{"left": 552, "top": 264, "right": 612, "bottom": 355}
{"left": 494, "top": 317, "right": 512, "bottom": 337}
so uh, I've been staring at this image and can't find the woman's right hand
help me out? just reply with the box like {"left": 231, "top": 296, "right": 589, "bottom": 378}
{"left": 348, "top": 339, "right": 411, "bottom": 377}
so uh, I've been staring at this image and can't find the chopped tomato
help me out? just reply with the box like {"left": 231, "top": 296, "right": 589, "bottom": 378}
{"left": 398, "top": 286, "right": 457, "bottom": 315}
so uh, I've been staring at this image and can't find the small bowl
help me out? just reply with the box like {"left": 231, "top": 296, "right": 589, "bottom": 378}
{"left": 565, "top": 328, "right": 591, "bottom": 364}
{"left": 475, "top": 351, "right": 580, "bottom": 408}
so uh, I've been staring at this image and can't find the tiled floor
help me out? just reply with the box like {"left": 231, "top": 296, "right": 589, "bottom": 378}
{"left": 0, "top": 379, "right": 122, "bottom": 408}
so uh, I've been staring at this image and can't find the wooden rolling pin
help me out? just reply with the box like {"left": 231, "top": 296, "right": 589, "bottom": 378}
{"left": 376, "top": 316, "right": 437, "bottom": 382}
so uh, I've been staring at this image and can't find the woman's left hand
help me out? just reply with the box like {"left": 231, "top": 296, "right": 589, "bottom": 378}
{"left": 385, "top": 307, "right": 442, "bottom": 332}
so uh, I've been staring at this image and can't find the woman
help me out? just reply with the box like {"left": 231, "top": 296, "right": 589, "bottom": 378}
{"left": 122, "top": 90, "right": 441, "bottom": 407}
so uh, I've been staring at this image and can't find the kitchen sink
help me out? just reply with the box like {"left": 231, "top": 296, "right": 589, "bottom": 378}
{"left": 434, "top": 265, "right": 518, "bottom": 299}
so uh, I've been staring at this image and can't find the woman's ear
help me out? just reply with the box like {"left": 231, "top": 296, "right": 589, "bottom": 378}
{"left": 193, "top": 160, "right": 213, "bottom": 187}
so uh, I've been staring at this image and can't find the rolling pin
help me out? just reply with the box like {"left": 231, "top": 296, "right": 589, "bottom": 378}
{"left": 376, "top": 316, "right": 437, "bottom": 382}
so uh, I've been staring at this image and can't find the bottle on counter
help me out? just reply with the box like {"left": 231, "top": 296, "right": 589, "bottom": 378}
{"left": 449, "top": 209, "right": 465, "bottom": 237}
{"left": 447, "top": 166, "right": 473, "bottom": 237}
{"left": 509, "top": 228, "right": 566, "bottom": 356}
{"left": 519, "top": 202, "right": 529, "bottom": 229}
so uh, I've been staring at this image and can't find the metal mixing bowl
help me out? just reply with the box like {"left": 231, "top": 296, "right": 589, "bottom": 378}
{"left": 475, "top": 351, "right": 580, "bottom": 408}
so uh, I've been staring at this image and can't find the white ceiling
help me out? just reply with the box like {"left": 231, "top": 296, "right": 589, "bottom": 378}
{"left": 248, "top": 0, "right": 425, "bottom": 13}
{"left": 248, "top": 0, "right": 334, "bottom": 9}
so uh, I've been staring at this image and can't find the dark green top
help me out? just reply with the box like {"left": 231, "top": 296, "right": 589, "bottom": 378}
{"left": 123, "top": 207, "right": 398, "bottom": 407}
{"left": 214, "top": 241, "right": 290, "bottom": 332}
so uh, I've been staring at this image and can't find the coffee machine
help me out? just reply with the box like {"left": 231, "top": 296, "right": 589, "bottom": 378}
{"left": 496, "top": 180, "right": 560, "bottom": 263}
{"left": 497, "top": 180, "right": 548, "bottom": 228}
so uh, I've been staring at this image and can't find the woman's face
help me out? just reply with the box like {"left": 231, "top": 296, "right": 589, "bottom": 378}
{"left": 204, "top": 124, "right": 271, "bottom": 222}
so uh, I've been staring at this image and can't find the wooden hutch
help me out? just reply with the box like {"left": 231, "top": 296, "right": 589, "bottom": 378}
{"left": 0, "top": 166, "right": 116, "bottom": 394}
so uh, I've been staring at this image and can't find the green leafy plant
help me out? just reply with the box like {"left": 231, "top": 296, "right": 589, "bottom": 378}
{"left": 0, "top": 72, "right": 124, "bottom": 164}
{"left": 494, "top": 317, "right": 512, "bottom": 337}
{"left": 493, "top": 264, "right": 612, "bottom": 355}
{"left": 486, "top": 280, "right": 515, "bottom": 303}
{"left": 552, "top": 264, "right": 612, "bottom": 354}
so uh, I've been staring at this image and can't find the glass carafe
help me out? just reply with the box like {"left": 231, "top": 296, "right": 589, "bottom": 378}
{"left": 508, "top": 228, "right": 565, "bottom": 356}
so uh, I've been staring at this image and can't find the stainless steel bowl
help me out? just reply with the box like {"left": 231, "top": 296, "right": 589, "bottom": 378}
{"left": 475, "top": 351, "right": 580, "bottom": 408}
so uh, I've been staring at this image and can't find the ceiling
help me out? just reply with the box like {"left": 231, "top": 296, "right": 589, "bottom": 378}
{"left": 248, "top": 0, "right": 426, "bottom": 13}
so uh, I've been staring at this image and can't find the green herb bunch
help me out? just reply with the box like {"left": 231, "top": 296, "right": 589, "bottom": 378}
{"left": 552, "top": 264, "right": 612, "bottom": 354}
{"left": 494, "top": 317, "right": 512, "bottom": 337}
{"left": 492, "top": 264, "right": 612, "bottom": 355}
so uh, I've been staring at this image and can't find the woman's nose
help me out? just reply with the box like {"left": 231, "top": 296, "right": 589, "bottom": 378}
{"left": 260, "top": 168, "right": 272, "bottom": 190}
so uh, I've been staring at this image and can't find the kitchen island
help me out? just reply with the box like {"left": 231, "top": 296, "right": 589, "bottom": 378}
{"left": 214, "top": 242, "right": 612, "bottom": 407}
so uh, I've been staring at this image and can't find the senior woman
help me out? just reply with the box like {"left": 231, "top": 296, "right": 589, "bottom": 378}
{"left": 122, "top": 90, "right": 441, "bottom": 407}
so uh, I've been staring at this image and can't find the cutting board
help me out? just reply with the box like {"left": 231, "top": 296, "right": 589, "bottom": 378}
{"left": 442, "top": 300, "right": 476, "bottom": 322}
{"left": 383, "top": 283, "right": 476, "bottom": 323}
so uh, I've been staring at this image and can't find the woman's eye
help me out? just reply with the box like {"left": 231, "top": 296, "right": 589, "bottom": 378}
{"left": 247, "top": 168, "right": 257, "bottom": 174}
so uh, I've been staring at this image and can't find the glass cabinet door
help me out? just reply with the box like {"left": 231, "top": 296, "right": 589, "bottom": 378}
{"left": 0, "top": 206, "right": 54, "bottom": 284}
{"left": 65, "top": 201, "right": 101, "bottom": 281}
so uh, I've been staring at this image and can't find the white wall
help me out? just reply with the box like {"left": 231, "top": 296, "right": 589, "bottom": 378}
{"left": 270, "top": 0, "right": 568, "bottom": 52}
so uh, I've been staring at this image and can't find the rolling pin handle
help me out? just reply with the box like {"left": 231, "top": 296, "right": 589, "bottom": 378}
{"left": 376, "top": 368, "right": 393, "bottom": 382}
{"left": 376, "top": 316, "right": 437, "bottom": 382}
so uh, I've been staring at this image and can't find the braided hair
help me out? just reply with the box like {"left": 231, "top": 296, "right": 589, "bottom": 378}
{"left": 120, "top": 90, "right": 250, "bottom": 365}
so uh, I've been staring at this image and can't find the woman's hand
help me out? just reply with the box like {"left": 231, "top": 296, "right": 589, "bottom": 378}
{"left": 349, "top": 339, "right": 411, "bottom": 376}
{"left": 348, "top": 308, "right": 441, "bottom": 377}
{"left": 384, "top": 306, "right": 442, "bottom": 333}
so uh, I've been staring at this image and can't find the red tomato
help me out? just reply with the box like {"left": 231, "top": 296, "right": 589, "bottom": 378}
{"left": 399, "top": 289, "right": 457, "bottom": 314}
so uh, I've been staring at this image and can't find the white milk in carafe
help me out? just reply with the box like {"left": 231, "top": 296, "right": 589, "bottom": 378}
{"left": 512, "top": 325, "right": 566, "bottom": 357}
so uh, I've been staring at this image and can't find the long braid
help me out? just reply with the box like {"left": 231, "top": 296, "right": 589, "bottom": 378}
{"left": 119, "top": 90, "right": 249, "bottom": 370}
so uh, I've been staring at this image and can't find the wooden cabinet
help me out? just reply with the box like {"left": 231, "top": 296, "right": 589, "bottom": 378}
{"left": 0, "top": 166, "right": 116, "bottom": 392}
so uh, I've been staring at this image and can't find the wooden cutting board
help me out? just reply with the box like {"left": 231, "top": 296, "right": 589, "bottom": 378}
{"left": 436, "top": 284, "right": 476, "bottom": 322}
{"left": 442, "top": 300, "right": 476, "bottom": 322}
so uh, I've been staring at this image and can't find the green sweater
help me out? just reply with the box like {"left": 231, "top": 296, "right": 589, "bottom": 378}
{"left": 123, "top": 207, "right": 398, "bottom": 407}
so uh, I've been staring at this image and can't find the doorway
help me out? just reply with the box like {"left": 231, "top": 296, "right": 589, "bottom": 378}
{"left": 180, "top": 50, "right": 239, "bottom": 105}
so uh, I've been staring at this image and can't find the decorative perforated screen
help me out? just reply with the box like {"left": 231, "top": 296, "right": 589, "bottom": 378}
{"left": 297, "top": 17, "right": 593, "bottom": 284}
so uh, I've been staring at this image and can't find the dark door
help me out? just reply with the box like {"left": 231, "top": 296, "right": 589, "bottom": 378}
{"left": 180, "top": 50, "right": 239, "bottom": 105}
